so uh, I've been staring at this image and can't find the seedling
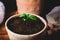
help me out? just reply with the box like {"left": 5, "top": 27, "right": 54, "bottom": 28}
{"left": 19, "top": 13, "right": 37, "bottom": 21}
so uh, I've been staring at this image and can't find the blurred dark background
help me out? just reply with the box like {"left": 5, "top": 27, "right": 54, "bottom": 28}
{"left": 0, "top": 0, "right": 60, "bottom": 40}
{"left": 0, "top": 0, "right": 60, "bottom": 19}
{"left": 0, "top": 0, "right": 17, "bottom": 20}
{"left": 41, "top": 0, "right": 60, "bottom": 19}
{"left": 0, "top": 0, "right": 17, "bottom": 13}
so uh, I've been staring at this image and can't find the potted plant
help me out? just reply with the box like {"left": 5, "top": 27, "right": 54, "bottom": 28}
{"left": 5, "top": 13, "right": 47, "bottom": 40}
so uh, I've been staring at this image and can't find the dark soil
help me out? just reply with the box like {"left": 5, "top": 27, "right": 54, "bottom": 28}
{"left": 7, "top": 16, "right": 45, "bottom": 35}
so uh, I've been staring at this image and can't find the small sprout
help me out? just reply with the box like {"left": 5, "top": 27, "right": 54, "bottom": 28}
{"left": 22, "top": 18, "right": 27, "bottom": 21}
{"left": 19, "top": 13, "right": 37, "bottom": 21}
{"left": 20, "top": 13, "right": 28, "bottom": 21}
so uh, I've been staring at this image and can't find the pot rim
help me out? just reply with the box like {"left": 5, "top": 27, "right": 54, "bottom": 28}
{"left": 5, "top": 13, "right": 47, "bottom": 36}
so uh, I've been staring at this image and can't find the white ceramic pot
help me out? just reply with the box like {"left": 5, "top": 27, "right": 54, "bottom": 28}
{"left": 5, "top": 14, "right": 47, "bottom": 40}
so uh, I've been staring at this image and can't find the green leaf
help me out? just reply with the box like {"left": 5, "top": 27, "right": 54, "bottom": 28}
{"left": 20, "top": 13, "right": 26, "bottom": 17}
{"left": 29, "top": 14, "right": 37, "bottom": 20}
{"left": 20, "top": 13, "right": 29, "bottom": 21}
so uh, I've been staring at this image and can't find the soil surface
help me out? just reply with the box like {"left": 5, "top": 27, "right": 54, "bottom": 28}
{"left": 7, "top": 16, "right": 44, "bottom": 35}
